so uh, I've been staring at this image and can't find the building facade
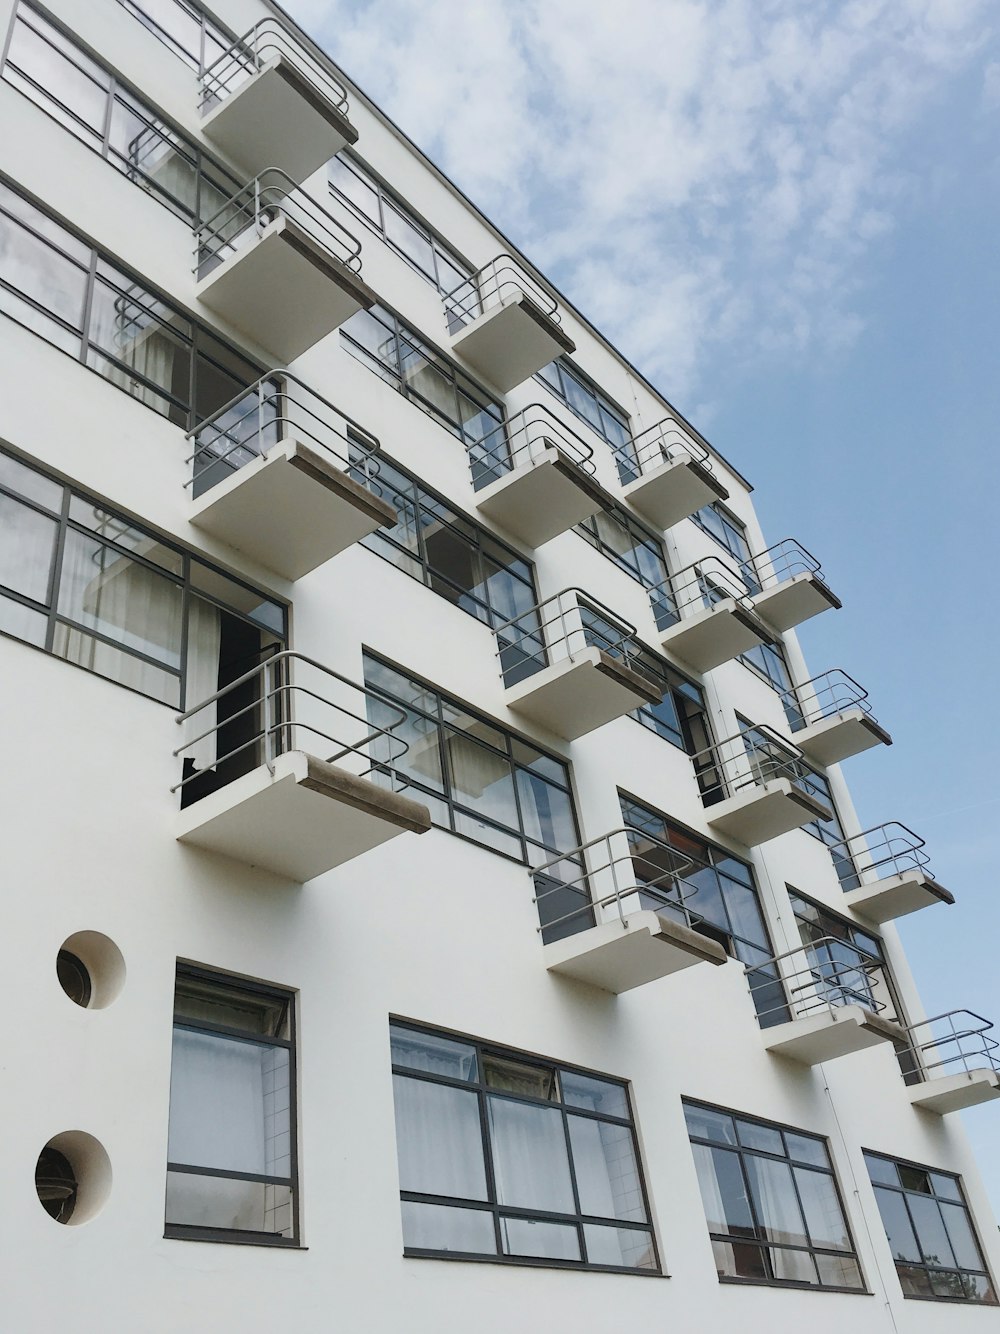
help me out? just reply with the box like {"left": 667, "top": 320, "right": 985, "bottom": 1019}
{"left": 1, "top": 1, "right": 997, "bottom": 1329}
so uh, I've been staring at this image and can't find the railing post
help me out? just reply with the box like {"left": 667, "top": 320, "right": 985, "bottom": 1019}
{"left": 262, "top": 656, "right": 275, "bottom": 775}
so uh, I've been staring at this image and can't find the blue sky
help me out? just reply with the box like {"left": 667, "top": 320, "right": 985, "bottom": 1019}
{"left": 284, "top": 0, "right": 1000, "bottom": 1208}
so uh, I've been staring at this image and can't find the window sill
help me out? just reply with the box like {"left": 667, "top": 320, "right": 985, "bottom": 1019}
{"left": 164, "top": 1227, "right": 305, "bottom": 1250}
{"left": 719, "top": 1276, "right": 872, "bottom": 1296}
{"left": 403, "top": 1248, "right": 666, "bottom": 1278}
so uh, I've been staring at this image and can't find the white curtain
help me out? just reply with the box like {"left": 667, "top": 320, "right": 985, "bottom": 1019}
{"left": 392, "top": 1074, "right": 487, "bottom": 1201}
{"left": 167, "top": 1029, "right": 276, "bottom": 1175}
{"left": 567, "top": 1116, "right": 642, "bottom": 1222}
{"left": 184, "top": 596, "right": 222, "bottom": 769}
{"left": 486, "top": 1097, "right": 575, "bottom": 1214}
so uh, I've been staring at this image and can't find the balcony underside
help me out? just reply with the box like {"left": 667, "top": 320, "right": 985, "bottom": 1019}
{"left": 474, "top": 445, "right": 605, "bottom": 547}
{"left": 196, "top": 216, "right": 376, "bottom": 363}
{"left": 763, "top": 1006, "right": 905, "bottom": 1065}
{"left": 658, "top": 600, "right": 769, "bottom": 673}
{"left": 793, "top": 709, "right": 893, "bottom": 767}
{"left": 843, "top": 872, "right": 955, "bottom": 924}
{"left": 706, "top": 778, "right": 833, "bottom": 847}
{"left": 908, "top": 1069, "right": 1000, "bottom": 1115}
{"left": 176, "top": 750, "right": 431, "bottom": 881}
{"left": 201, "top": 55, "right": 358, "bottom": 185}
{"left": 543, "top": 910, "right": 728, "bottom": 994}
{"left": 450, "top": 296, "right": 576, "bottom": 393}
{"left": 505, "top": 646, "right": 662, "bottom": 742}
{"left": 751, "top": 572, "right": 841, "bottom": 634}
{"left": 188, "top": 438, "right": 397, "bottom": 579}
{"left": 622, "top": 456, "right": 728, "bottom": 530}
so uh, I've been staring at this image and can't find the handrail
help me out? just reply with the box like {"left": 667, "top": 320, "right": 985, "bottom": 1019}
{"left": 183, "top": 371, "right": 381, "bottom": 493}
{"left": 742, "top": 537, "right": 825, "bottom": 591}
{"left": 199, "top": 16, "right": 350, "bottom": 116}
{"left": 689, "top": 721, "right": 812, "bottom": 800}
{"left": 443, "top": 252, "right": 561, "bottom": 330}
{"left": 532, "top": 827, "right": 698, "bottom": 936}
{"left": 899, "top": 1010, "right": 1000, "bottom": 1081}
{"left": 745, "top": 937, "right": 887, "bottom": 1025}
{"left": 619, "top": 415, "right": 712, "bottom": 479}
{"left": 470, "top": 404, "right": 596, "bottom": 489}
{"left": 826, "top": 822, "right": 936, "bottom": 882}
{"left": 194, "top": 167, "right": 363, "bottom": 278}
{"left": 648, "top": 553, "right": 765, "bottom": 630}
{"left": 171, "top": 650, "right": 409, "bottom": 795}
{"left": 780, "top": 668, "right": 877, "bottom": 732}
{"left": 492, "top": 588, "right": 648, "bottom": 688}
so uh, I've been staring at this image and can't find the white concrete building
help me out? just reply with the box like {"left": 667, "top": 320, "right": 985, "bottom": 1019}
{"left": 0, "top": 1, "right": 996, "bottom": 1329}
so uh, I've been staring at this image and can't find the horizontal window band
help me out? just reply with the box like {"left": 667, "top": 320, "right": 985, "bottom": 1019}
{"left": 167, "top": 1164, "right": 294, "bottom": 1188}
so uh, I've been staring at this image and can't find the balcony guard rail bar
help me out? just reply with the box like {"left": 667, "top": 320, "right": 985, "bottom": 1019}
{"left": 779, "top": 668, "right": 876, "bottom": 732}
{"left": 689, "top": 723, "right": 811, "bottom": 801}
{"left": 746, "top": 938, "right": 887, "bottom": 1027}
{"left": 199, "top": 17, "right": 350, "bottom": 116}
{"left": 443, "top": 252, "right": 561, "bottom": 330}
{"left": 194, "top": 168, "right": 363, "bottom": 279}
{"left": 741, "top": 537, "right": 825, "bottom": 591}
{"left": 532, "top": 828, "right": 699, "bottom": 935}
{"left": 170, "top": 650, "right": 409, "bottom": 793}
{"left": 183, "top": 371, "right": 381, "bottom": 493}
{"left": 826, "top": 822, "right": 935, "bottom": 883}
{"left": 648, "top": 554, "right": 761, "bottom": 628}
{"left": 491, "top": 588, "right": 647, "bottom": 688}
{"left": 622, "top": 416, "right": 712, "bottom": 478}
{"left": 470, "top": 404, "right": 596, "bottom": 489}
{"left": 900, "top": 1011, "right": 1000, "bottom": 1081}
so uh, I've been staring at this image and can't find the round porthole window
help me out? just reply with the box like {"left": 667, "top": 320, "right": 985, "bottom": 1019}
{"left": 56, "top": 950, "right": 92, "bottom": 1008}
{"left": 35, "top": 1147, "right": 78, "bottom": 1223}
{"left": 56, "top": 932, "right": 125, "bottom": 1009}
{"left": 35, "top": 1132, "right": 111, "bottom": 1226}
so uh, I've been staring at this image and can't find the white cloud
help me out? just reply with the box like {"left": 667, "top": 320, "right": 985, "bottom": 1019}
{"left": 285, "top": 0, "right": 997, "bottom": 402}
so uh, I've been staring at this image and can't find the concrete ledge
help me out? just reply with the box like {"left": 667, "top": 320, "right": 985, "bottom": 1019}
{"left": 505, "top": 646, "right": 661, "bottom": 741}
{"left": 659, "top": 600, "right": 769, "bottom": 673}
{"left": 706, "top": 778, "right": 833, "bottom": 847}
{"left": 544, "top": 910, "right": 728, "bottom": 994}
{"left": 763, "top": 1006, "right": 906, "bottom": 1065}
{"left": 844, "top": 872, "right": 954, "bottom": 924}
{"left": 623, "top": 455, "right": 729, "bottom": 530}
{"left": 908, "top": 1069, "right": 1000, "bottom": 1115}
{"left": 450, "top": 295, "right": 576, "bottom": 393}
{"left": 752, "top": 573, "right": 842, "bottom": 634}
{"left": 474, "top": 445, "right": 605, "bottom": 547}
{"left": 793, "top": 709, "right": 893, "bottom": 767}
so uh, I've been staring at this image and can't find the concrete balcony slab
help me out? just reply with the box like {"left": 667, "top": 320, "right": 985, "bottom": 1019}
{"left": 505, "top": 647, "right": 661, "bottom": 742}
{"left": 706, "top": 778, "right": 833, "bottom": 847}
{"left": 543, "top": 910, "right": 728, "bottom": 994}
{"left": 450, "top": 295, "right": 576, "bottom": 393}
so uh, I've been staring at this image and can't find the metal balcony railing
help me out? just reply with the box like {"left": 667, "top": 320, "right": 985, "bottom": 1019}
{"left": 779, "top": 668, "right": 879, "bottom": 734}
{"left": 746, "top": 938, "right": 888, "bottom": 1027}
{"left": 648, "top": 554, "right": 761, "bottom": 631}
{"left": 740, "top": 537, "right": 826, "bottom": 595}
{"left": 615, "top": 415, "right": 712, "bottom": 485}
{"left": 532, "top": 827, "right": 699, "bottom": 940}
{"left": 443, "top": 252, "right": 561, "bottom": 333}
{"left": 492, "top": 589, "right": 652, "bottom": 691}
{"left": 900, "top": 1011, "right": 1000, "bottom": 1082}
{"left": 689, "top": 722, "right": 812, "bottom": 804}
{"left": 827, "top": 822, "right": 936, "bottom": 884}
{"left": 469, "top": 404, "right": 596, "bottom": 492}
{"left": 171, "top": 651, "right": 410, "bottom": 803}
{"left": 194, "top": 168, "right": 363, "bottom": 280}
{"left": 183, "top": 372, "right": 381, "bottom": 496}
{"left": 199, "top": 17, "right": 351, "bottom": 117}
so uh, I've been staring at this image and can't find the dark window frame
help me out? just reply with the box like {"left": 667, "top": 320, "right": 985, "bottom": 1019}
{"left": 114, "top": 0, "right": 234, "bottom": 72}
{"left": 692, "top": 500, "right": 752, "bottom": 565}
{"left": 535, "top": 357, "right": 632, "bottom": 458}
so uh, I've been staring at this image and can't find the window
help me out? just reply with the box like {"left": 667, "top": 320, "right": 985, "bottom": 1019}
{"left": 794, "top": 763, "right": 859, "bottom": 887}
{"left": 865, "top": 1152, "right": 996, "bottom": 1303}
{"left": 3, "top": 5, "right": 242, "bottom": 225}
{"left": 340, "top": 303, "right": 504, "bottom": 451}
{"left": 692, "top": 501, "right": 752, "bottom": 566}
{"left": 329, "top": 153, "right": 474, "bottom": 298}
{"left": 684, "top": 1100, "right": 864, "bottom": 1291}
{"left": 0, "top": 446, "right": 285, "bottom": 707}
{"left": 363, "top": 653, "right": 583, "bottom": 873}
{"left": 115, "top": 0, "right": 232, "bottom": 71}
{"left": 166, "top": 966, "right": 297, "bottom": 1245}
{"left": 575, "top": 502, "right": 675, "bottom": 629}
{"left": 619, "top": 794, "right": 788, "bottom": 1025}
{"left": 0, "top": 178, "right": 263, "bottom": 427}
{"left": 536, "top": 358, "right": 632, "bottom": 461}
{"left": 788, "top": 891, "right": 901, "bottom": 1023}
{"left": 390, "top": 1020, "right": 658, "bottom": 1272}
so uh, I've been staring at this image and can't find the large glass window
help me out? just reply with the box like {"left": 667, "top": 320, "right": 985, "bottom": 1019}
{"left": 865, "top": 1153, "right": 996, "bottom": 1303}
{"left": 115, "top": 0, "right": 232, "bottom": 71}
{"left": 575, "top": 501, "right": 675, "bottom": 630}
{"left": 341, "top": 303, "right": 504, "bottom": 450}
{"left": 0, "top": 446, "right": 285, "bottom": 707}
{"left": 693, "top": 501, "right": 752, "bottom": 565}
{"left": 166, "top": 965, "right": 297, "bottom": 1245}
{"left": 536, "top": 358, "right": 632, "bottom": 462}
{"left": 684, "top": 1100, "right": 864, "bottom": 1291}
{"left": 788, "top": 891, "right": 901, "bottom": 1023}
{"left": 0, "top": 178, "right": 262, "bottom": 427}
{"left": 390, "top": 1020, "right": 658, "bottom": 1272}
{"left": 3, "top": 5, "right": 242, "bottom": 225}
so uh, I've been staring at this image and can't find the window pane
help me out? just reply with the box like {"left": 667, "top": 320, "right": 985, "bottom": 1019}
{"left": 168, "top": 1030, "right": 290, "bottom": 1177}
{"left": 815, "top": 1253, "right": 864, "bottom": 1288}
{"left": 0, "top": 451, "right": 62, "bottom": 510}
{"left": 908, "top": 1194, "right": 956, "bottom": 1267}
{"left": 401, "top": 1201, "right": 496, "bottom": 1254}
{"left": 735, "top": 1120, "right": 782, "bottom": 1155}
{"left": 516, "top": 769, "right": 578, "bottom": 851}
{"left": 712, "top": 1239, "right": 768, "bottom": 1280}
{"left": 770, "top": 1247, "right": 819, "bottom": 1285}
{"left": 173, "top": 974, "right": 289, "bottom": 1037}
{"left": 684, "top": 1104, "right": 737, "bottom": 1146}
{"left": 454, "top": 811, "right": 523, "bottom": 859}
{"left": 929, "top": 1172, "right": 963, "bottom": 1203}
{"left": 784, "top": 1133, "right": 829, "bottom": 1169}
{"left": 584, "top": 1224, "right": 657, "bottom": 1270}
{"left": 329, "top": 155, "right": 381, "bottom": 225}
{"left": 560, "top": 1072, "right": 629, "bottom": 1120}
{"left": 568, "top": 1116, "right": 646, "bottom": 1223}
{"left": 88, "top": 273, "right": 190, "bottom": 420}
{"left": 939, "top": 1201, "right": 986, "bottom": 1272}
{"left": 68, "top": 497, "right": 184, "bottom": 575}
{"left": 384, "top": 200, "right": 435, "bottom": 278}
{"left": 873, "top": 1187, "right": 921, "bottom": 1263}
{"left": 108, "top": 95, "right": 199, "bottom": 218}
{"left": 0, "top": 593, "right": 46, "bottom": 645}
{"left": 793, "top": 1167, "right": 851, "bottom": 1250}
{"left": 0, "top": 204, "right": 87, "bottom": 332}
{"left": 745, "top": 1156, "right": 809, "bottom": 1247}
{"left": 443, "top": 729, "right": 518, "bottom": 825}
{"left": 51, "top": 623, "right": 179, "bottom": 704}
{"left": 390, "top": 1027, "right": 478, "bottom": 1081}
{"left": 0, "top": 493, "right": 57, "bottom": 602}
{"left": 500, "top": 1216, "right": 580, "bottom": 1262}
{"left": 392, "top": 1074, "right": 487, "bottom": 1201}
{"left": 864, "top": 1153, "right": 899, "bottom": 1187}
{"left": 5, "top": 13, "right": 109, "bottom": 143}
{"left": 691, "top": 1143, "right": 754, "bottom": 1235}
{"left": 482, "top": 1055, "right": 555, "bottom": 1100}
{"left": 487, "top": 1097, "right": 574, "bottom": 1213}
{"left": 165, "top": 1171, "right": 293, "bottom": 1237}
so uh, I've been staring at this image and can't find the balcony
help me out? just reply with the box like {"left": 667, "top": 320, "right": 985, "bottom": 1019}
{"left": 185, "top": 373, "right": 397, "bottom": 579}
{"left": 780, "top": 669, "right": 892, "bottom": 767}
{"left": 496, "top": 590, "right": 662, "bottom": 741}
{"left": 532, "top": 829, "right": 728, "bottom": 993}
{"left": 468, "top": 405, "right": 607, "bottom": 547}
{"left": 901, "top": 1012, "right": 1000, "bottom": 1114}
{"left": 652, "top": 557, "right": 771, "bottom": 673}
{"left": 195, "top": 170, "right": 376, "bottom": 363}
{"left": 616, "top": 418, "right": 729, "bottom": 529}
{"left": 692, "top": 724, "right": 834, "bottom": 846}
{"left": 743, "top": 539, "right": 841, "bottom": 633}
{"left": 748, "top": 940, "right": 907, "bottom": 1065}
{"left": 199, "top": 18, "right": 358, "bottom": 185}
{"left": 174, "top": 651, "right": 431, "bottom": 881}
{"left": 442, "top": 254, "right": 576, "bottom": 392}
{"left": 833, "top": 823, "right": 955, "bottom": 924}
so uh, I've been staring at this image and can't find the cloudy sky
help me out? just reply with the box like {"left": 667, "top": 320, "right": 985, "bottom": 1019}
{"left": 284, "top": 0, "right": 1000, "bottom": 1207}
